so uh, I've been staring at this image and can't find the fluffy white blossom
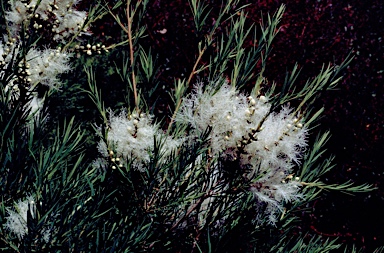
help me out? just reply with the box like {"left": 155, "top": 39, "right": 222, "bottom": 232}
{"left": 242, "top": 107, "right": 307, "bottom": 170}
{"left": 176, "top": 81, "right": 308, "bottom": 225}
{"left": 176, "top": 83, "right": 271, "bottom": 158}
{"left": 53, "top": 10, "right": 88, "bottom": 42}
{"left": 3, "top": 196, "right": 55, "bottom": 242}
{"left": 5, "top": 0, "right": 89, "bottom": 42}
{"left": 250, "top": 173, "right": 303, "bottom": 225}
{"left": 1, "top": 41, "right": 70, "bottom": 121}
{"left": 1, "top": 42, "right": 71, "bottom": 89}
{"left": 3, "top": 196, "right": 35, "bottom": 240}
{"left": 26, "top": 48, "right": 71, "bottom": 88}
{"left": 96, "top": 109, "right": 182, "bottom": 172}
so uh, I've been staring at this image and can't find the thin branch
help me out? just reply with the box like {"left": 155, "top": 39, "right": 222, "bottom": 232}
{"left": 126, "top": 0, "right": 139, "bottom": 111}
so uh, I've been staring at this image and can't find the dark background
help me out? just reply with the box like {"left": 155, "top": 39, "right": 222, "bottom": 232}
{"left": 87, "top": 0, "right": 384, "bottom": 251}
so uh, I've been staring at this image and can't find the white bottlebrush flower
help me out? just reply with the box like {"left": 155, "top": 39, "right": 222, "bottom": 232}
{"left": 106, "top": 110, "right": 157, "bottom": 171}
{"left": 176, "top": 80, "right": 308, "bottom": 225}
{"left": 96, "top": 109, "right": 182, "bottom": 172}
{"left": 250, "top": 173, "right": 302, "bottom": 225}
{"left": 26, "top": 48, "right": 71, "bottom": 89}
{"left": 1, "top": 42, "right": 71, "bottom": 90}
{"left": 176, "top": 82, "right": 271, "bottom": 158}
{"left": 3, "top": 196, "right": 36, "bottom": 240}
{"left": 243, "top": 106, "right": 308, "bottom": 172}
{"left": 0, "top": 40, "right": 19, "bottom": 82}
{"left": 3, "top": 196, "right": 55, "bottom": 242}
{"left": 4, "top": 1, "right": 29, "bottom": 25}
{"left": 53, "top": 10, "right": 88, "bottom": 42}
{"left": 5, "top": 0, "right": 89, "bottom": 42}
{"left": 1, "top": 41, "right": 69, "bottom": 122}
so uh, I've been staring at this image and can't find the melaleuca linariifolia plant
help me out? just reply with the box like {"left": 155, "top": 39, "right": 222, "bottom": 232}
{"left": 85, "top": 1, "right": 374, "bottom": 252}
{"left": 0, "top": 0, "right": 376, "bottom": 252}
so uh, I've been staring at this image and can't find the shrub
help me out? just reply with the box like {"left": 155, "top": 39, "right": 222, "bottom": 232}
{"left": 0, "top": 0, "right": 375, "bottom": 252}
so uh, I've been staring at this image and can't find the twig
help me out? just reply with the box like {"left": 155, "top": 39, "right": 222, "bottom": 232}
{"left": 167, "top": 45, "right": 208, "bottom": 132}
{"left": 126, "top": 1, "right": 139, "bottom": 111}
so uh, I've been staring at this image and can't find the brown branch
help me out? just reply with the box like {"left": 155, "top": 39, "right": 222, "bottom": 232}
{"left": 126, "top": 1, "right": 139, "bottom": 111}
{"left": 167, "top": 45, "right": 208, "bottom": 132}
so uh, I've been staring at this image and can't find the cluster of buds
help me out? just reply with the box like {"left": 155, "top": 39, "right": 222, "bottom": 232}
{"left": 1, "top": 39, "right": 18, "bottom": 72}
{"left": 245, "top": 95, "right": 267, "bottom": 116}
{"left": 74, "top": 43, "right": 109, "bottom": 56}
{"left": 233, "top": 95, "right": 269, "bottom": 148}
{"left": 0, "top": 38, "right": 17, "bottom": 59}
{"left": 107, "top": 150, "right": 124, "bottom": 170}
{"left": 15, "top": 61, "right": 33, "bottom": 88}
{"left": 281, "top": 173, "right": 301, "bottom": 184}
{"left": 127, "top": 111, "right": 147, "bottom": 135}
